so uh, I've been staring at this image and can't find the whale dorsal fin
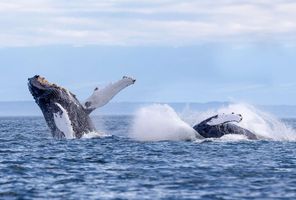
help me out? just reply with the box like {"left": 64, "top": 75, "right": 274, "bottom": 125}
{"left": 83, "top": 76, "right": 136, "bottom": 113}
{"left": 206, "top": 113, "right": 243, "bottom": 126}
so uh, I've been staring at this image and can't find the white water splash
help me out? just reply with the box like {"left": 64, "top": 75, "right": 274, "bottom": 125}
{"left": 220, "top": 134, "right": 248, "bottom": 141}
{"left": 81, "top": 131, "right": 111, "bottom": 139}
{"left": 129, "top": 104, "right": 197, "bottom": 141}
{"left": 130, "top": 103, "right": 296, "bottom": 142}
{"left": 217, "top": 104, "right": 296, "bottom": 141}
{"left": 194, "top": 134, "right": 249, "bottom": 143}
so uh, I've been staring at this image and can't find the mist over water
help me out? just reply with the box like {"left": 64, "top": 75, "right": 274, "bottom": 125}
{"left": 130, "top": 103, "right": 296, "bottom": 142}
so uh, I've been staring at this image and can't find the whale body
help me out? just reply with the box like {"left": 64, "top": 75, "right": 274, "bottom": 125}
{"left": 28, "top": 75, "right": 135, "bottom": 139}
{"left": 193, "top": 113, "right": 258, "bottom": 140}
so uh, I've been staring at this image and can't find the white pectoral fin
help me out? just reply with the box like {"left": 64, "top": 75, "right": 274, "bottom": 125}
{"left": 84, "top": 76, "right": 136, "bottom": 111}
{"left": 53, "top": 103, "right": 75, "bottom": 139}
{"left": 206, "top": 113, "right": 243, "bottom": 126}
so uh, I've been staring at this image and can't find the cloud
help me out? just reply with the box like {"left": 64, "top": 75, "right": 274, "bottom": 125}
{"left": 0, "top": 0, "right": 296, "bottom": 47}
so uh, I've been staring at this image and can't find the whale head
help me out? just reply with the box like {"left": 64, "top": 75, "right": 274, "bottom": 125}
{"left": 28, "top": 75, "right": 80, "bottom": 111}
{"left": 28, "top": 75, "right": 95, "bottom": 139}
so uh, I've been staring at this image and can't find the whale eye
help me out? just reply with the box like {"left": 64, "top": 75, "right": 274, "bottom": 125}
{"left": 94, "top": 87, "right": 98, "bottom": 91}
{"left": 85, "top": 101, "right": 92, "bottom": 108}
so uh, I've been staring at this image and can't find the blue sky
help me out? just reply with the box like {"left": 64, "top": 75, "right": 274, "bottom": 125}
{"left": 1, "top": 0, "right": 296, "bottom": 104}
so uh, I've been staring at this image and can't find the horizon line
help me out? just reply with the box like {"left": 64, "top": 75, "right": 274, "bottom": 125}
{"left": 1, "top": 100, "right": 296, "bottom": 107}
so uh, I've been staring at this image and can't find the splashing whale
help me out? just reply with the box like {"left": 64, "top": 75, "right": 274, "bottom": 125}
{"left": 28, "top": 75, "right": 136, "bottom": 139}
{"left": 193, "top": 113, "right": 258, "bottom": 140}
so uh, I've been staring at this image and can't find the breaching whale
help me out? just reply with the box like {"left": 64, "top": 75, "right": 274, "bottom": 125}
{"left": 28, "top": 75, "right": 136, "bottom": 139}
{"left": 193, "top": 113, "right": 258, "bottom": 140}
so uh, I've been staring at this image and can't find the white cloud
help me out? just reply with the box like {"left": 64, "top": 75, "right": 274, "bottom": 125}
{"left": 0, "top": 0, "right": 296, "bottom": 47}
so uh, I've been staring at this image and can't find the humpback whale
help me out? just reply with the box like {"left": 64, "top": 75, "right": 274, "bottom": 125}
{"left": 28, "top": 75, "right": 136, "bottom": 139}
{"left": 193, "top": 113, "right": 258, "bottom": 140}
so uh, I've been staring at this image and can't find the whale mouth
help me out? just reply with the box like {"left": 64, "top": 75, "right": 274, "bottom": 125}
{"left": 28, "top": 75, "right": 59, "bottom": 88}
{"left": 28, "top": 75, "right": 66, "bottom": 99}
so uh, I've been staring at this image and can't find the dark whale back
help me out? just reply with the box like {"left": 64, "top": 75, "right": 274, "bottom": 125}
{"left": 193, "top": 123, "right": 257, "bottom": 140}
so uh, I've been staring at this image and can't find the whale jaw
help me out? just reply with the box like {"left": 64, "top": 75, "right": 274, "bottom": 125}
{"left": 28, "top": 75, "right": 95, "bottom": 139}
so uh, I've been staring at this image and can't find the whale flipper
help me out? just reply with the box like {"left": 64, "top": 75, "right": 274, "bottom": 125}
{"left": 84, "top": 76, "right": 136, "bottom": 113}
{"left": 53, "top": 103, "right": 75, "bottom": 139}
{"left": 193, "top": 113, "right": 257, "bottom": 140}
{"left": 205, "top": 113, "right": 242, "bottom": 126}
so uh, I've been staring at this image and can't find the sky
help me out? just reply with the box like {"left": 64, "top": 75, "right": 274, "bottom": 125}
{"left": 1, "top": 0, "right": 296, "bottom": 105}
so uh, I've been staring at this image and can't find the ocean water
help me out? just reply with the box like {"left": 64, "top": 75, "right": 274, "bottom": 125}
{"left": 1, "top": 104, "right": 296, "bottom": 199}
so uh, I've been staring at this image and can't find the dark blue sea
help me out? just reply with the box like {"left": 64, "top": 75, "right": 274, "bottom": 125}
{"left": 1, "top": 116, "right": 296, "bottom": 199}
